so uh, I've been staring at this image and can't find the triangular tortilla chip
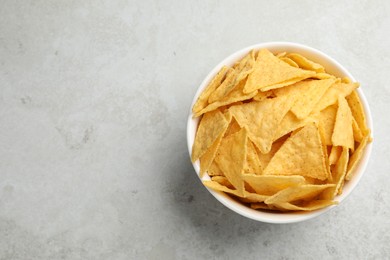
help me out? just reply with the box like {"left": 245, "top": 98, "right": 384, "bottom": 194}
{"left": 286, "top": 53, "right": 325, "bottom": 73}
{"left": 346, "top": 132, "right": 370, "bottom": 181}
{"left": 329, "top": 146, "right": 342, "bottom": 165}
{"left": 191, "top": 110, "right": 228, "bottom": 162}
{"left": 289, "top": 79, "right": 335, "bottom": 119}
{"left": 192, "top": 66, "right": 229, "bottom": 114}
{"left": 271, "top": 200, "right": 336, "bottom": 211}
{"left": 243, "top": 174, "right": 305, "bottom": 196}
{"left": 243, "top": 49, "right": 315, "bottom": 93}
{"left": 263, "top": 123, "right": 329, "bottom": 180}
{"left": 319, "top": 104, "right": 337, "bottom": 145}
{"left": 229, "top": 95, "right": 294, "bottom": 153}
{"left": 214, "top": 128, "right": 247, "bottom": 195}
{"left": 243, "top": 141, "right": 263, "bottom": 174}
{"left": 224, "top": 117, "right": 241, "bottom": 137}
{"left": 274, "top": 111, "right": 318, "bottom": 141}
{"left": 265, "top": 184, "right": 335, "bottom": 204}
{"left": 352, "top": 117, "right": 364, "bottom": 143}
{"left": 211, "top": 176, "right": 233, "bottom": 189}
{"left": 280, "top": 57, "right": 299, "bottom": 67}
{"left": 257, "top": 137, "right": 286, "bottom": 170}
{"left": 208, "top": 51, "right": 255, "bottom": 103}
{"left": 194, "top": 78, "right": 257, "bottom": 117}
{"left": 346, "top": 90, "right": 369, "bottom": 136}
{"left": 314, "top": 82, "right": 359, "bottom": 112}
{"left": 332, "top": 97, "right": 354, "bottom": 150}
{"left": 207, "top": 161, "right": 223, "bottom": 176}
{"left": 253, "top": 90, "right": 274, "bottom": 101}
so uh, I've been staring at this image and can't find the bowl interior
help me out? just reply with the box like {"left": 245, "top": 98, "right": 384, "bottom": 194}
{"left": 187, "top": 42, "right": 373, "bottom": 224}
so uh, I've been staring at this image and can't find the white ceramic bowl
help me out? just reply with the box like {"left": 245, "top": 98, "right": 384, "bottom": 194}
{"left": 187, "top": 42, "right": 373, "bottom": 224}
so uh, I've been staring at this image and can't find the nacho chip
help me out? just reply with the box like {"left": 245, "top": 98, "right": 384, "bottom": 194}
{"left": 265, "top": 184, "right": 335, "bottom": 205}
{"left": 199, "top": 130, "right": 226, "bottom": 178}
{"left": 257, "top": 137, "right": 286, "bottom": 169}
{"left": 209, "top": 51, "right": 255, "bottom": 103}
{"left": 208, "top": 161, "right": 224, "bottom": 176}
{"left": 192, "top": 66, "right": 229, "bottom": 114}
{"left": 271, "top": 200, "right": 336, "bottom": 211}
{"left": 229, "top": 95, "right": 293, "bottom": 153}
{"left": 243, "top": 174, "right": 305, "bottom": 196}
{"left": 253, "top": 90, "right": 274, "bottom": 101}
{"left": 312, "top": 72, "right": 335, "bottom": 80}
{"left": 333, "top": 147, "right": 349, "bottom": 195}
{"left": 280, "top": 57, "right": 298, "bottom": 67}
{"left": 224, "top": 118, "right": 241, "bottom": 137}
{"left": 211, "top": 176, "right": 233, "bottom": 188}
{"left": 243, "top": 141, "right": 263, "bottom": 174}
{"left": 290, "top": 79, "right": 335, "bottom": 119}
{"left": 352, "top": 117, "right": 364, "bottom": 143}
{"left": 274, "top": 111, "right": 318, "bottom": 141}
{"left": 191, "top": 110, "right": 228, "bottom": 162}
{"left": 318, "top": 104, "right": 338, "bottom": 145}
{"left": 194, "top": 78, "right": 257, "bottom": 117}
{"left": 332, "top": 97, "right": 354, "bottom": 150}
{"left": 264, "top": 123, "right": 329, "bottom": 180}
{"left": 346, "top": 132, "right": 370, "bottom": 181}
{"left": 329, "top": 146, "right": 342, "bottom": 165}
{"left": 214, "top": 128, "right": 247, "bottom": 195}
{"left": 346, "top": 90, "right": 369, "bottom": 136}
{"left": 286, "top": 53, "right": 325, "bottom": 73}
{"left": 314, "top": 82, "right": 358, "bottom": 112}
{"left": 243, "top": 49, "right": 315, "bottom": 93}
{"left": 250, "top": 202, "right": 274, "bottom": 210}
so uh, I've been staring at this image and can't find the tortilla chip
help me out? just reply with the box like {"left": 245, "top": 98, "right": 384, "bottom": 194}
{"left": 243, "top": 141, "right": 263, "bottom": 174}
{"left": 312, "top": 73, "right": 336, "bottom": 80}
{"left": 253, "top": 90, "right": 274, "bottom": 101}
{"left": 271, "top": 200, "right": 336, "bottom": 211}
{"left": 224, "top": 118, "right": 241, "bottom": 137}
{"left": 214, "top": 128, "right": 247, "bottom": 195}
{"left": 208, "top": 161, "right": 224, "bottom": 176}
{"left": 264, "top": 123, "right": 329, "bottom": 180}
{"left": 318, "top": 104, "right": 337, "bottom": 145}
{"left": 243, "top": 49, "right": 315, "bottom": 93}
{"left": 265, "top": 184, "right": 335, "bottom": 204}
{"left": 274, "top": 111, "right": 318, "bottom": 141}
{"left": 346, "top": 132, "right": 370, "bottom": 181}
{"left": 332, "top": 97, "right": 354, "bottom": 150}
{"left": 243, "top": 174, "right": 305, "bottom": 196}
{"left": 199, "top": 129, "right": 226, "bottom": 178}
{"left": 209, "top": 51, "right": 255, "bottom": 103}
{"left": 257, "top": 137, "right": 286, "bottom": 169}
{"left": 211, "top": 176, "right": 233, "bottom": 188}
{"left": 229, "top": 95, "right": 294, "bottom": 153}
{"left": 329, "top": 146, "right": 342, "bottom": 165}
{"left": 314, "top": 82, "right": 359, "bottom": 112}
{"left": 194, "top": 78, "right": 257, "bottom": 117}
{"left": 280, "top": 57, "right": 299, "bottom": 67}
{"left": 286, "top": 53, "right": 325, "bottom": 73}
{"left": 192, "top": 66, "right": 229, "bottom": 113}
{"left": 346, "top": 90, "right": 369, "bottom": 136}
{"left": 290, "top": 79, "right": 335, "bottom": 119}
{"left": 191, "top": 110, "right": 228, "bottom": 162}
{"left": 352, "top": 117, "right": 364, "bottom": 143}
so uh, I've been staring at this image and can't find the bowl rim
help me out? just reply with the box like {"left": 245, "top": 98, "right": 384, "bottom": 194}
{"left": 187, "top": 41, "right": 373, "bottom": 224}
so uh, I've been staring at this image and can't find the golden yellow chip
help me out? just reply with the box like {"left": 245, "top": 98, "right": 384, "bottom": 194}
{"left": 191, "top": 110, "right": 228, "bottom": 162}
{"left": 346, "top": 90, "right": 369, "bottom": 136}
{"left": 243, "top": 49, "right": 315, "bottom": 93}
{"left": 270, "top": 200, "right": 336, "bottom": 211}
{"left": 312, "top": 72, "right": 335, "bottom": 80}
{"left": 224, "top": 118, "right": 241, "bottom": 137}
{"left": 314, "top": 82, "right": 358, "bottom": 112}
{"left": 211, "top": 176, "right": 233, "bottom": 189}
{"left": 192, "top": 66, "right": 229, "bottom": 114}
{"left": 194, "top": 78, "right": 257, "bottom": 117}
{"left": 243, "top": 141, "right": 263, "bottom": 174}
{"left": 289, "top": 79, "right": 335, "bottom": 119}
{"left": 252, "top": 90, "right": 274, "bottom": 101}
{"left": 207, "top": 161, "right": 224, "bottom": 176}
{"left": 280, "top": 57, "right": 299, "bottom": 67}
{"left": 318, "top": 104, "right": 338, "bottom": 145}
{"left": 332, "top": 97, "right": 354, "bottom": 150}
{"left": 333, "top": 147, "right": 349, "bottom": 196}
{"left": 208, "top": 51, "right": 255, "bottom": 103}
{"left": 264, "top": 123, "right": 329, "bottom": 180}
{"left": 346, "top": 132, "right": 370, "bottom": 181}
{"left": 243, "top": 174, "right": 305, "bottom": 196}
{"left": 257, "top": 137, "right": 286, "bottom": 169}
{"left": 352, "top": 117, "right": 364, "bottom": 143}
{"left": 265, "top": 184, "right": 335, "bottom": 205}
{"left": 250, "top": 202, "right": 274, "bottom": 210}
{"left": 199, "top": 130, "right": 225, "bottom": 178}
{"left": 329, "top": 146, "right": 342, "bottom": 165}
{"left": 229, "top": 95, "right": 293, "bottom": 153}
{"left": 286, "top": 53, "right": 325, "bottom": 73}
{"left": 214, "top": 128, "right": 247, "bottom": 195}
{"left": 273, "top": 112, "right": 316, "bottom": 141}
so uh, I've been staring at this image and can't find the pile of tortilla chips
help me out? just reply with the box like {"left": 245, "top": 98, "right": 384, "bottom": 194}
{"left": 191, "top": 48, "right": 372, "bottom": 212}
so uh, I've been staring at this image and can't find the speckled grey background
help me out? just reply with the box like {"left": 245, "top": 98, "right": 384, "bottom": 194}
{"left": 0, "top": 1, "right": 389, "bottom": 259}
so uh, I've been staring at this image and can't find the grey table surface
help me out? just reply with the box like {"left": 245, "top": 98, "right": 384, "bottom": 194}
{"left": 1, "top": 1, "right": 389, "bottom": 259}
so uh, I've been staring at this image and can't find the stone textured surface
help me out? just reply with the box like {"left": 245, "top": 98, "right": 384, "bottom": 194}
{"left": 0, "top": 1, "right": 389, "bottom": 259}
